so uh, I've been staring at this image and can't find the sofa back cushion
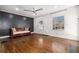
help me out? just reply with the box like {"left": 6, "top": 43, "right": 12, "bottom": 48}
{"left": 25, "top": 27, "right": 29, "bottom": 31}
{"left": 12, "top": 28, "right": 16, "bottom": 32}
{"left": 11, "top": 27, "right": 30, "bottom": 32}
{"left": 15, "top": 28, "right": 25, "bottom": 31}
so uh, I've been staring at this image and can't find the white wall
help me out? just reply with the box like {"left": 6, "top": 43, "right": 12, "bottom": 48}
{"left": 65, "top": 6, "right": 78, "bottom": 39}
{"left": 76, "top": 6, "right": 79, "bottom": 39}
{"left": 34, "top": 6, "right": 78, "bottom": 40}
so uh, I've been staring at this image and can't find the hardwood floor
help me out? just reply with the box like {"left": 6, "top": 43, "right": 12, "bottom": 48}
{"left": 0, "top": 33, "right": 79, "bottom": 53}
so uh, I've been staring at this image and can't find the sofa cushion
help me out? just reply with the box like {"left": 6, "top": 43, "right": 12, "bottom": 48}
{"left": 13, "top": 31, "right": 30, "bottom": 35}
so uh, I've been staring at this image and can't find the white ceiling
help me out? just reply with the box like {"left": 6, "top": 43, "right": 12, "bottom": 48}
{"left": 0, "top": 5, "right": 74, "bottom": 18}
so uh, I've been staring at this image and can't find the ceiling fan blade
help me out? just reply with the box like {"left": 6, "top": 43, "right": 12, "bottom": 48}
{"left": 33, "top": 8, "right": 35, "bottom": 11}
{"left": 24, "top": 10, "right": 33, "bottom": 12}
{"left": 35, "top": 8, "right": 43, "bottom": 11}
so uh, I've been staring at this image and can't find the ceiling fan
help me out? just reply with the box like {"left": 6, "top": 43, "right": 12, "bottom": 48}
{"left": 24, "top": 8, "right": 43, "bottom": 15}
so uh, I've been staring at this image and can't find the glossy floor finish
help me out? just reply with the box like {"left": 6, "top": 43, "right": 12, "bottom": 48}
{"left": 0, "top": 33, "right": 79, "bottom": 53}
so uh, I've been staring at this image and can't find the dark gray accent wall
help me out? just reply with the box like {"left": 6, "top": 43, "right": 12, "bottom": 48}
{"left": 0, "top": 11, "right": 33, "bottom": 36}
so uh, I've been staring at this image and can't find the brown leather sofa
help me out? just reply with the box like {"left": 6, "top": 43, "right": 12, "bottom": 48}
{"left": 10, "top": 27, "right": 31, "bottom": 37}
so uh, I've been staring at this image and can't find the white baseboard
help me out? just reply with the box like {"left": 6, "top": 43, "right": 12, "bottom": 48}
{"left": 32, "top": 32, "right": 78, "bottom": 41}
{"left": 0, "top": 35, "right": 10, "bottom": 39}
